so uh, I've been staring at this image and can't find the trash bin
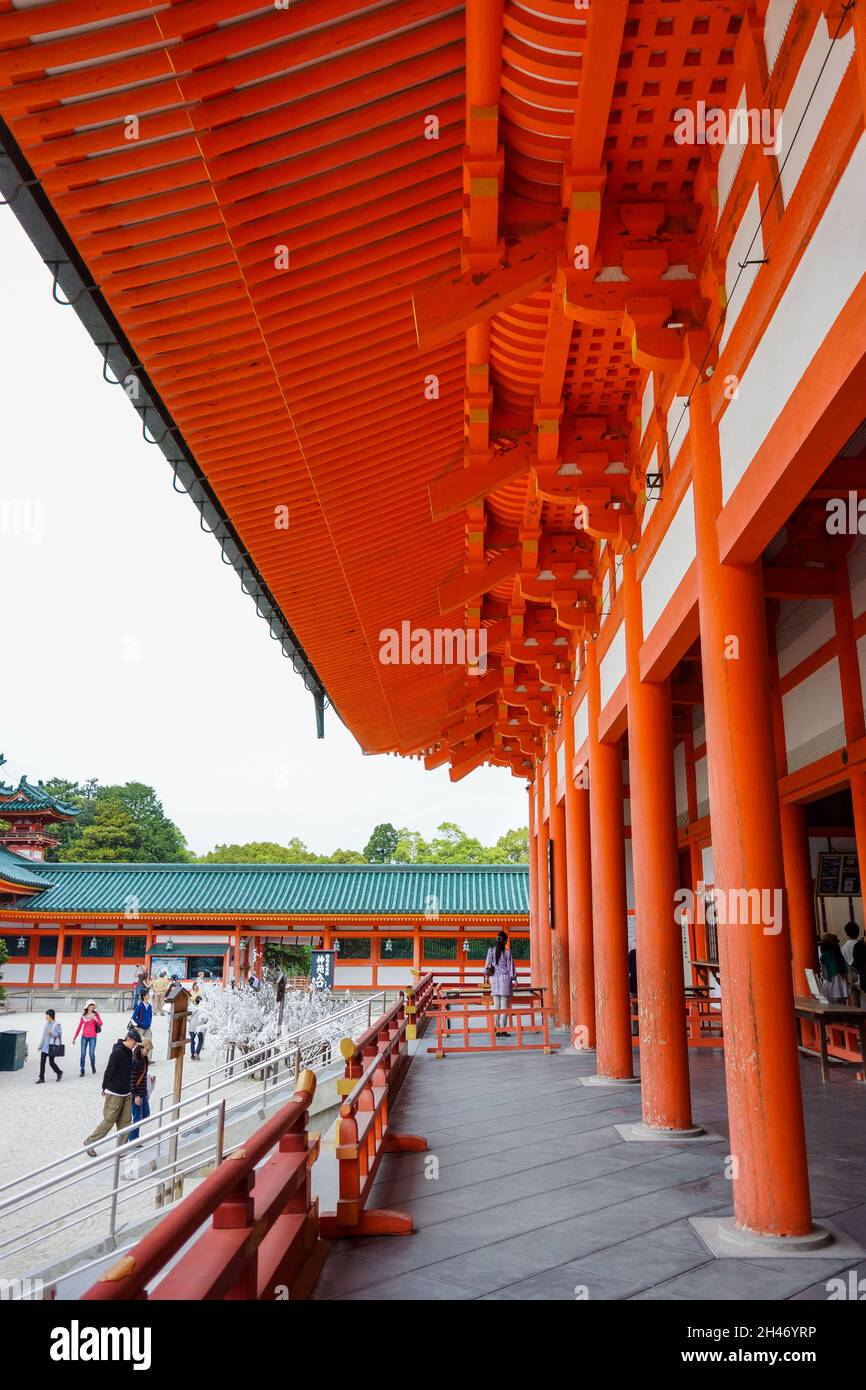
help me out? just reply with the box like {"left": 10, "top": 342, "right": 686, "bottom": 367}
{"left": 0, "top": 1030, "right": 26, "bottom": 1071}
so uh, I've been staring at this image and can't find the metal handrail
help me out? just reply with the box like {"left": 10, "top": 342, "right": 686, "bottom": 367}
{"left": 0, "top": 995, "right": 387, "bottom": 1283}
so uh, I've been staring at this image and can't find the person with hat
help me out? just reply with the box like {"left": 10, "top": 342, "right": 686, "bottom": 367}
{"left": 152, "top": 970, "right": 170, "bottom": 1016}
{"left": 819, "top": 932, "right": 850, "bottom": 1003}
{"left": 83, "top": 1028, "right": 141, "bottom": 1156}
{"left": 72, "top": 999, "right": 103, "bottom": 1077}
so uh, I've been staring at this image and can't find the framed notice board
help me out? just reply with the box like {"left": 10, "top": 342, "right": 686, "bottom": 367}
{"left": 816, "top": 850, "right": 860, "bottom": 898}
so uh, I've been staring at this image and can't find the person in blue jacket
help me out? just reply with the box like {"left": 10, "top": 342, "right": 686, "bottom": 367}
{"left": 130, "top": 987, "right": 153, "bottom": 1044}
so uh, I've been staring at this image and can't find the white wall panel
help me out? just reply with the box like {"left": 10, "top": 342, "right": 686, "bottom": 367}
{"left": 775, "top": 599, "right": 835, "bottom": 677}
{"left": 674, "top": 741, "right": 688, "bottom": 818}
{"left": 778, "top": 19, "right": 855, "bottom": 204}
{"left": 719, "top": 135, "right": 866, "bottom": 503}
{"left": 2, "top": 963, "right": 29, "bottom": 982}
{"left": 573, "top": 697, "right": 588, "bottom": 751}
{"left": 695, "top": 757, "right": 709, "bottom": 816}
{"left": 781, "top": 659, "right": 845, "bottom": 770}
{"left": 641, "top": 484, "right": 695, "bottom": 637}
{"left": 764, "top": 0, "right": 798, "bottom": 72}
{"left": 600, "top": 623, "right": 626, "bottom": 708}
{"left": 849, "top": 538, "right": 866, "bottom": 619}
{"left": 376, "top": 967, "right": 415, "bottom": 986}
{"left": 720, "top": 185, "right": 763, "bottom": 353}
{"left": 75, "top": 965, "right": 116, "bottom": 983}
{"left": 640, "top": 373, "right": 655, "bottom": 436}
{"left": 33, "top": 965, "right": 72, "bottom": 984}
{"left": 666, "top": 395, "right": 691, "bottom": 464}
{"left": 334, "top": 967, "right": 373, "bottom": 987}
{"left": 717, "top": 84, "right": 748, "bottom": 212}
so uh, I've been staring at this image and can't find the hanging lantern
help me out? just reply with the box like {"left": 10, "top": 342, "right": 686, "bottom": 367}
{"left": 89, "top": 936, "right": 98, "bottom": 952}
{"left": 462, "top": 939, "right": 470, "bottom": 953}
{"left": 333, "top": 938, "right": 341, "bottom": 953}
{"left": 384, "top": 938, "right": 393, "bottom": 953}
{"left": 16, "top": 936, "right": 25, "bottom": 951}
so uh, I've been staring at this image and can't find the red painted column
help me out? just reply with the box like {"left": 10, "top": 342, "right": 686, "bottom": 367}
{"left": 563, "top": 696, "right": 596, "bottom": 1047}
{"left": 535, "top": 773, "right": 553, "bottom": 997}
{"left": 527, "top": 784, "right": 541, "bottom": 987}
{"left": 53, "top": 929, "right": 65, "bottom": 991}
{"left": 623, "top": 552, "right": 694, "bottom": 1131}
{"left": 587, "top": 640, "right": 634, "bottom": 1079}
{"left": 548, "top": 747, "right": 571, "bottom": 1029}
{"left": 691, "top": 384, "right": 812, "bottom": 1238}
{"left": 768, "top": 621, "right": 818, "bottom": 995}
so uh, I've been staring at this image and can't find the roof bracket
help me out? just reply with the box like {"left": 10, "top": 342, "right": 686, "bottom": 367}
{"left": 139, "top": 405, "right": 176, "bottom": 445}
{"left": 0, "top": 176, "right": 38, "bottom": 206}
{"left": 46, "top": 260, "right": 97, "bottom": 307}
{"left": 100, "top": 342, "right": 140, "bottom": 386}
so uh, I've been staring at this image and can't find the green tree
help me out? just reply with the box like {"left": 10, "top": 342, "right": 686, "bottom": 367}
{"left": 55, "top": 781, "right": 189, "bottom": 862}
{"left": 197, "top": 839, "right": 323, "bottom": 864}
{"left": 62, "top": 797, "right": 138, "bottom": 862}
{"left": 264, "top": 942, "right": 312, "bottom": 977}
{"left": 493, "top": 827, "right": 529, "bottom": 863}
{"left": 364, "top": 822, "right": 399, "bottom": 863}
{"left": 328, "top": 849, "right": 366, "bottom": 863}
{"left": 393, "top": 828, "right": 430, "bottom": 863}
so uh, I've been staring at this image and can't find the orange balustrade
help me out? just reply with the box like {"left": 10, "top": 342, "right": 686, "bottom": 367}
{"left": 427, "top": 992, "right": 559, "bottom": 1056}
{"left": 320, "top": 998, "right": 427, "bottom": 1237}
{"left": 82, "top": 1072, "right": 323, "bottom": 1302}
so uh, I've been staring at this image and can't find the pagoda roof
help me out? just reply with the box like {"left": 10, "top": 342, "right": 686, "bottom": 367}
{"left": 0, "top": 844, "right": 54, "bottom": 892}
{"left": 0, "top": 862, "right": 529, "bottom": 919}
{"left": 0, "top": 777, "right": 80, "bottom": 821}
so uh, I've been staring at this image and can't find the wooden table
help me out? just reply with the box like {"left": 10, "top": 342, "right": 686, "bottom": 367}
{"left": 794, "top": 998, "right": 866, "bottom": 1083}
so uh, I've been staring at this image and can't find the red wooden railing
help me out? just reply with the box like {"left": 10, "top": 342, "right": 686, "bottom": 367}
{"left": 320, "top": 996, "right": 426, "bottom": 1237}
{"left": 82, "top": 1071, "right": 324, "bottom": 1302}
{"left": 426, "top": 993, "right": 559, "bottom": 1055}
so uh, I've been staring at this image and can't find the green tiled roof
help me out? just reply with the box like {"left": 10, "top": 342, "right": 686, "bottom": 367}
{"left": 2, "top": 862, "right": 529, "bottom": 918}
{"left": 0, "top": 776, "right": 79, "bottom": 819}
{"left": 0, "top": 845, "right": 55, "bottom": 891}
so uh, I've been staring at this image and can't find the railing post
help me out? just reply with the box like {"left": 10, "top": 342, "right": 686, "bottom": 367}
{"left": 215, "top": 1099, "right": 226, "bottom": 1167}
{"left": 108, "top": 1142, "right": 122, "bottom": 1240}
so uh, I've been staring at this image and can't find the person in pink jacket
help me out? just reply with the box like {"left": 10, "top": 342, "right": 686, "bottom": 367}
{"left": 73, "top": 999, "right": 103, "bottom": 1077}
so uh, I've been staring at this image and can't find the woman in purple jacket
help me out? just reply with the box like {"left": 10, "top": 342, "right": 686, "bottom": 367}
{"left": 485, "top": 931, "right": 519, "bottom": 1038}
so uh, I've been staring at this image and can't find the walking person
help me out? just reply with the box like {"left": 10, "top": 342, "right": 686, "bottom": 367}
{"left": 127, "top": 1039, "right": 153, "bottom": 1143}
{"left": 35, "top": 1009, "right": 64, "bottom": 1083}
{"left": 83, "top": 1028, "right": 140, "bottom": 1156}
{"left": 188, "top": 995, "right": 207, "bottom": 1061}
{"left": 73, "top": 999, "right": 103, "bottom": 1076}
{"left": 130, "top": 987, "right": 153, "bottom": 1045}
{"left": 484, "top": 930, "right": 519, "bottom": 1039}
{"left": 152, "top": 971, "right": 170, "bottom": 1016}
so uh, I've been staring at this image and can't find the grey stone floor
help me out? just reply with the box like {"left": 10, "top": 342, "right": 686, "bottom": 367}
{"left": 313, "top": 1039, "right": 866, "bottom": 1301}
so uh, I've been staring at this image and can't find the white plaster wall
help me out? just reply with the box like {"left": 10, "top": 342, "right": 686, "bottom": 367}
{"left": 856, "top": 634, "right": 866, "bottom": 714}
{"left": 74, "top": 965, "right": 116, "bottom": 983}
{"left": 600, "top": 623, "right": 626, "bottom": 708}
{"left": 640, "top": 373, "right": 655, "bottom": 437}
{"left": 719, "top": 135, "right": 866, "bottom": 503}
{"left": 848, "top": 538, "right": 866, "bottom": 619}
{"left": 701, "top": 846, "right": 714, "bottom": 884}
{"left": 376, "top": 967, "right": 415, "bottom": 986}
{"left": 556, "top": 741, "right": 566, "bottom": 784}
{"left": 642, "top": 446, "right": 660, "bottom": 533}
{"left": 334, "top": 967, "right": 373, "bottom": 987}
{"left": 775, "top": 599, "right": 836, "bottom": 677}
{"left": 666, "top": 395, "right": 691, "bottom": 464}
{"left": 33, "top": 966, "right": 72, "bottom": 984}
{"left": 693, "top": 705, "right": 706, "bottom": 747}
{"left": 573, "top": 696, "right": 588, "bottom": 751}
{"left": 641, "top": 484, "right": 696, "bottom": 637}
{"left": 1, "top": 963, "right": 30, "bottom": 983}
{"left": 720, "top": 184, "right": 763, "bottom": 353}
{"left": 674, "top": 741, "right": 688, "bottom": 818}
{"left": 764, "top": 0, "right": 798, "bottom": 72}
{"left": 695, "top": 757, "right": 709, "bottom": 815}
{"left": 717, "top": 84, "right": 748, "bottom": 212}
{"left": 781, "top": 659, "right": 846, "bottom": 768}
{"left": 778, "top": 19, "right": 855, "bottom": 205}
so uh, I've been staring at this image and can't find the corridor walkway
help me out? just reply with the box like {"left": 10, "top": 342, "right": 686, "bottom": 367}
{"left": 314, "top": 1044, "right": 866, "bottom": 1301}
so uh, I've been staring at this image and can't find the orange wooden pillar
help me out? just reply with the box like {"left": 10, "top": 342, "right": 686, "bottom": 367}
{"left": 563, "top": 698, "right": 596, "bottom": 1047}
{"left": 535, "top": 773, "right": 553, "bottom": 996}
{"left": 586, "top": 641, "right": 634, "bottom": 1080}
{"left": 779, "top": 802, "right": 818, "bottom": 994}
{"left": 547, "top": 749, "right": 571, "bottom": 1029}
{"left": 623, "top": 552, "right": 694, "bottom": 1131}
{"left": 691, "top": 384, "right": 812, "bottom": 1239}
{"left": 527, "top": 784, "right": 541, "bottom": 987}
{"left": 769, "top": 616, "right": 818, "bottom": 994}
{"left": 53, "top": 929, "right": 65, "bottom": 991}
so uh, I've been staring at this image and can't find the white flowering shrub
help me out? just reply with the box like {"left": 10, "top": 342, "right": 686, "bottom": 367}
{"left": 195, "top": 979, "right": 355, "bottom": 1068}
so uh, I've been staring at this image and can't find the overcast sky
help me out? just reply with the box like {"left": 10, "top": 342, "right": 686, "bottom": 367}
{"left": 0, "top": 208, "right": 526, "bottom": 857}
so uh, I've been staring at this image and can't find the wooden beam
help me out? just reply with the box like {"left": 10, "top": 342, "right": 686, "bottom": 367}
{"left": 412, "top": 222, "right": 561, "bottom": 351}
{"left": 438, "top": 545, "right": 521, "bottom": 614}
{"left": 762, "top": 566, "right": 836, "bottom": 599}
{"left": 429, "top": 439, "right": 534, "bottom": 520}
